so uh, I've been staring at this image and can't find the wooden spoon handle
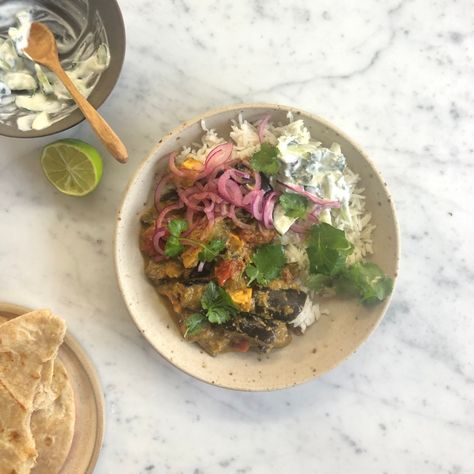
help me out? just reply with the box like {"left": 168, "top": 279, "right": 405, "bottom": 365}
{"left": 52, "top": 65, "right": 128, "bottom": 163}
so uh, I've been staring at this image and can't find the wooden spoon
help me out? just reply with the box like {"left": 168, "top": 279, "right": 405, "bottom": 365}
{"left": 25, "top": 22, "right": 128, "bottom": 163}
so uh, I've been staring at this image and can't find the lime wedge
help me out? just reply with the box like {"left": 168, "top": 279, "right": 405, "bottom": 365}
{"left": 40, "top": 139, "right": 103, "bottom": 196}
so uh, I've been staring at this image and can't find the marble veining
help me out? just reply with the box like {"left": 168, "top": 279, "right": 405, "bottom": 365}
{"left": 1, "top": 0, "right": 473, "bottom": 472}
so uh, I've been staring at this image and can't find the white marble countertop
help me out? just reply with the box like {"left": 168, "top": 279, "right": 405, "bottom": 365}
{"left": 1, "top": 0, "right": 473, "bottom": 472}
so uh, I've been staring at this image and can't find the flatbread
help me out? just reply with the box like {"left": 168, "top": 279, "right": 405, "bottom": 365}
{"left": 33, "top": 359, "right": 55, "bottom": 411}
{"left": 0, "top": 385, "right": 37, "bottom": 474}
{"left": 0, "top": 310, "right": 66, "bottom": 410}
{"left": 0, "top": 310, "right": 67, "bottom": 474}
{"left": 31, "top": 359, "right": 75, "bottom": 474}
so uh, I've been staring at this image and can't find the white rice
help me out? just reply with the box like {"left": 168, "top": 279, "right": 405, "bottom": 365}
{"left": 290, "top": 297, "right": 330, "bottom": 332}
{"left": 336, "top": 167, "right": 375, "bottom": 263}
{"left": 281, "top": 232, "right": 310, "bottom": 275}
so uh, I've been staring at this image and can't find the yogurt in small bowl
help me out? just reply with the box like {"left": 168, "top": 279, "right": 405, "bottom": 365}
{"left": 0, "top": 0, "right": 125, "bottom": 138}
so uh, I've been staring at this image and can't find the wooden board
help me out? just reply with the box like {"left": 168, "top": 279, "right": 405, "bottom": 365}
{"left": 0, "top": 303, "right": 105, "bottom": 474}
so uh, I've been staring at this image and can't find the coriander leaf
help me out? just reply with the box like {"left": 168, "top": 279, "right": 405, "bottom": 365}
{"left": 245, "top": 264, "right": 259, "bottom": 285}
{"left": 304, "top": 224, "right": 392, "bottom": 304}
{"left": 184, "top": 313, "right": 206, "bottom": 337}
{"left": 279, "top": 193, "right": 309, "bottom": 219}
{"left": 250, "top": 143, "right": 281, "bottom": 176}
{"left": 201, "top": 281, "right": 238, "bottom": 325}
{"left": 306, "top": 223, "right": 353, "bottom": 276}
{"left": 207, "top": 307, "right": 231, "bottom": 324}
{"left": 164, "top": 235, "right": 183, "bottom": 257}
{"left": 342, "top": 262, "right": 393, "bottom": 304}
{"left": 198, "top": 239, "right": 226, "bottom": 262}
{"left": 201, "top": 280, "right": 221, "bottom": 308}
{"left": 168, "top": 219, "right": 188, "bottom": 237}
{"left": 305, "top": 273, "right": 333, "bottom": 291}
{"left": 245, "top": 243, "right": 286, "bottom": 285}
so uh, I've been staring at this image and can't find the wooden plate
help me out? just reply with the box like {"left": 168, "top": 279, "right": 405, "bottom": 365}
{"left": 0, "top": 303, "right": 105, "bottom": 474}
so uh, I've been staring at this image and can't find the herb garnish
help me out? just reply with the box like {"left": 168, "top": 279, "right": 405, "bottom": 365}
{"left": 279, "top": 192, "right": 310, "bottom": 219}
{"left": 164, "top": 219, "right": 226, "bottom": 261}
{"left": 306, "top": 223, "right": 354, "bottom": 276}
{"left": 184, "top": 282, "right": 238, "bottom": 337}
{"left": 250, "top": 143, "right": 281, "bottom": 176}
{"left": 164, "top": 219, "right": 188, "bottom": 257}
{"left": 305, "top": 223, "right": 393, "bottom": 303}
{"left": 184, "top": 313, "right": 207, "bottom": 337}
{"left": 245, "top": 243, "right": 286, "bottom": 285}
{"left": 201, "top": 281, "right": 239, "bottom": 324}
{"left": 340, "top": 262, "right": 394, "bottom": 304}
{"left": 198, "top": 239, "right": 227, "bottom": 262}
{"left": 305, "top": 273, "right": 333, "bottom": 291}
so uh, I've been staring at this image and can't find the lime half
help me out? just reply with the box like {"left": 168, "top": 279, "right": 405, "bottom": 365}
{"left": 40, "top": 139, "right": 103, "bottom": 196}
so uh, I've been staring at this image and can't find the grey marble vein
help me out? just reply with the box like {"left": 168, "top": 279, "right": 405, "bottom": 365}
{"left": 1, "top": 0, "right": 474, "bottom": 472}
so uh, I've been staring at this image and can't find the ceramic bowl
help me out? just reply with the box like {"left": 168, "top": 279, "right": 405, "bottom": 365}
{"left": 115, "top": 103, "right": 400, "bottom": 391}
{"left": 0, "top": 0, "right": 125, "bottom": 138}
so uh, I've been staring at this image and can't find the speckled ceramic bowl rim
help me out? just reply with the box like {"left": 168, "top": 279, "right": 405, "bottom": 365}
{"left": 115, "top": 102, "right": 400, "bottom": 391}
{"left": 0, "top": 0, "right": 126, "bottom": 139}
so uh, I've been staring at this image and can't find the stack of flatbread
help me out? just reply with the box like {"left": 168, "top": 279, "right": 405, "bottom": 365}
{"left": 0, "top": 310, "right": 75, "bottom": 474}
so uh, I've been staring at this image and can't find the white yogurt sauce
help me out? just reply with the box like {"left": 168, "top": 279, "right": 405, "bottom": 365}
{"left": 0, "top": 7, "right": 110, "bottom": 131}
{"left": 273, "top": 120, "right": 353, "bottom": 233}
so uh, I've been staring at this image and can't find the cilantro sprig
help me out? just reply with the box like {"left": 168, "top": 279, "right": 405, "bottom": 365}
{"left": 305, "top": 223, "right": 393, "bottom": 304}
{"left": 184, "top": 313, "right": 207, "bottom": 337}
{"left": 340, "top": 262, "right": 394, "bottom": 304}
{"left": 201, "top": 281, "right": 239, "bottom": 323}
{"left": 279, "top": 192, "right": 310, "bottom": 219}
{"left": 164, "top": 219, "right": 226, "bottom": 261}
{"left": 164, "top": 219, "right": 188, "bottom": 257}
{"left": 306, "top": 223, "right": 354, "bottom": 276}
{"left": 245, "top": 243, "right": 286, "bottom": 285}
{"left": 250, "top": 143, "right": 281, "bottom": 176}
{"left": 184, "top": 282, "right": 238, "bottom": 337}
{"left": 198, "top": 239, "right": 227, "bottom": 262}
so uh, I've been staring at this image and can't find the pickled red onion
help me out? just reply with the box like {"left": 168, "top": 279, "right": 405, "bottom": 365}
{"left": 154, "top": 174, "right": 171, "bottom": 210}
{"left": 262, "top": 191, "right": 278, "bottom": 228}
{"left": 279, "top": 182, "right": 340, "bottom": 208}
{"left": 168, "top": 152, "right": 187, "bottom": 178}
{"left": 152, "top": 227, "right": 167, "bottom": 254}
{"left": 228, "top": 205, "right": 253, "bottom": 229}
{"left": 156, "top": 202, "right": 184, "bottom": 228}
{"left": 196, "top": 142, "right": 233, "bottom": 179}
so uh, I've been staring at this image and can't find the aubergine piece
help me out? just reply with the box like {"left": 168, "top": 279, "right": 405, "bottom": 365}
{"left": 183, "top": 262, "right": 215, "bottom": 285}
{"left": 140, "top": 207, "right": 157, "bottom": 226}
{"left": 254, "top": 288, "right": 308, "bottom": 321}
{"left": 160, "top": 189, "right": 179, "bottom": 203}
{"left": 146, "top": 260, "right": 214, "bottom": 286}
{"left": 225, "top": 313, "right": 290, "bottom": 352}
{"left": 234, "top": 163, "right": 272, "bottom": 192}
{"left": 259, "top": 173, "right": 273, "bottom": 193}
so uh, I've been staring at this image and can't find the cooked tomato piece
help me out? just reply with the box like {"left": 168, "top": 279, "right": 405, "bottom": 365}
{"left": 215, "top": 259, "right": 235, "bottom": 286}
{"left": 231, "top": 338, "right": 250, "bottom": 352}
{"left": 215, "top": 259, "right": 244, "bottom": 286}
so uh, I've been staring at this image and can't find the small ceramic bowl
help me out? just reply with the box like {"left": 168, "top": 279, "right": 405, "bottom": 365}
{"left": 0, "top": 0, "right": 125, "bottom": 138}
{"left": 115, "top": 104, "right": 400, "bottom": 391}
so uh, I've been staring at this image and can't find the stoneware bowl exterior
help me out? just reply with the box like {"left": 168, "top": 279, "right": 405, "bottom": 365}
{"left": 115, "top": 103, "right": 400, "bottom": 391}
